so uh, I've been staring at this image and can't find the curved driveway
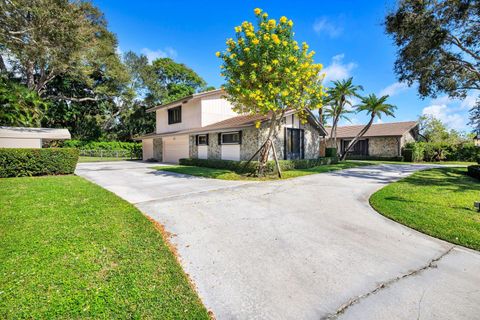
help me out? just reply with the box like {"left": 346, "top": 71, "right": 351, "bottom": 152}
{"left": 76, "top": 162, "right": 480, "bottom": 319}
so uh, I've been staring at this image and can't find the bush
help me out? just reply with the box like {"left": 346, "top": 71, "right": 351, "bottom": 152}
{"left": 0, "top": 148, "right": 79, "bottom": 178}
{"left": 325, "top": 148, "right": 337, "bottom": 157}
{"left": 403, "top": 142, "right": 425, "bottom": 162}
{"left": 62, "top": 140, "right": 141, "bottom": 152}
{"left": 467, "top": 165, "right": 480, "bottom": 180}
{"left": 179, "top": 157, "right": 339, "bottom": 174}
{"left": 345, "top": 155, "right": 404, "bottom": 162}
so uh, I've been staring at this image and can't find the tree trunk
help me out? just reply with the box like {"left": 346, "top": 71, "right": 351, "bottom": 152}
{"left": 0, "top": 55, "right": 7, "bottom": 73}
{"left": 271, "top": 140, "right": 282, "bottom": 178}
{"left": 258, "top": 112, "right": 279, "bottom": 176}
{"left": 26, "top": 60, "right": 35, "bottom": 90}
{"left": 340, "top": 115, "right": 375, "bottom": 161}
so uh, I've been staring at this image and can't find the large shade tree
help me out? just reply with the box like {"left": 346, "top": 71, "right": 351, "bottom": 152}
{"left": 340, "top": 94, "right": 396, "bottom": 160}
{"left": 385, "top": 0, "right": 479, "bottom": 129}
{"left": 323, "top": 78, "right": 363, "bottom": 152}
{"left": 217, "top": 8, "right": 326, "bottom": 176}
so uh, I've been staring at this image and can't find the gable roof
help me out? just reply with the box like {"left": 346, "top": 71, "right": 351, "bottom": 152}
{"left": 135, "top": 111, "right": 327, "bottom": 140}
{"left": 0, "top": 126, "right": 71, "bottom": 140}
{"left": 327, "top": 121, "right": 418, "bottom": 138}
{"left": 146, "top": 88, "right": 224, "bottom": 113}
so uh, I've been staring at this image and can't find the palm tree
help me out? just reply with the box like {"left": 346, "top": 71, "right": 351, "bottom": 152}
{"left": 324, "top": 78, "right": 363, "bottom": 152}
{"left": 340, "top": 94, "right": 397, "bottom": 161}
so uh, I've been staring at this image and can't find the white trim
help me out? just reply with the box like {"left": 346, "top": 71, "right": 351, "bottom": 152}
{"left": 221, "top": 131, "right": 240, "bottom": 145}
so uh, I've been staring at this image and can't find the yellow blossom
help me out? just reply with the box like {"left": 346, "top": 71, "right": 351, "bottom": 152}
{"left": 272, "top": 59, "right": 279, "bottom": 65}
{"left": 230, "top": 53, "right": 236, "bottom": 59}
{"left": 281, "top": 90, "right": 289, "bottom": 96}
{"left": 255, "top": 121, "right": 261, "bottom": 129}
{"left": 288, "top": 20, "right": 293, "bottom": 27}
{"left": 265, "top": 65, "right": 272, "bottom": 72}
{"left": 244, "top": 47, "right": 250, "bottom": 53}
{"left": 268, "top": 19, "right": 276, "bottom": 28}
{"left": 280, "top": 16, "right": 287, "bottom": 24}
{"left": 262, "top": 13, "right": 268, "bottom": 18}
{"left": 254, "top": 8, "right": 262, "bottom": 15}
{"left": 239, "top": 60, "right": 244, "bottom": 66}
{"left": 215, "top": 51, "right": 221, "bottom": 57}
{"left": 263, "top": 34, "right": 270, "bottom": 41}
{"left": 282, "top": 41, "right": 288, "bottom": 46}
{"left": 252, "top": 63, "right": 258, "bottom": 67}
{"left": 252, "top": 38, "right": 259, "bottom": 45}
{"left": 235, "top": 26, "right": 242, "bottom": 33}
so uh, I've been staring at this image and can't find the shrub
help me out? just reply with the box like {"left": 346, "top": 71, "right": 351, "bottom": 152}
{"left": 0, "top": 148, "right": 79, "bottom": 178}
{"left": 403, "top": 142, "right": 425, "bottom": 162}
{"left": 467, "top": 165, "right": 480, "bottom": 180}
{"left": 62, "top": 140, "right": 141, "bottom": 152}
{"left": 179, "top": 157, "right": 339, "bottom": 174}
{"left": 325, "top": 148, "right": 337, "bottom": 157}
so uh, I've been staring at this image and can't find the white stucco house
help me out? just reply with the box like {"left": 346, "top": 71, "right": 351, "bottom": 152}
{"left": 0, "top": 126, "right": 71, "bottom": 148}
{"left": 136, "top": 89, "right": 327, "bottom": 163}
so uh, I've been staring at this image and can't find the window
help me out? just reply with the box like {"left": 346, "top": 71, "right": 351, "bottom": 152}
{"left": 220, "top": 132, "right": 241, "bottom": 144}
{"left": 285, "top": 128, "right": 304, "bottom": 160}
{"left": 168, "top": 106, "right": 181, "bottom": 124}
{"left": 342, "top": 139, "right": 368, "bottom": 156}
{"left": 197, "top": 134, "right": 208, "bottom": 145}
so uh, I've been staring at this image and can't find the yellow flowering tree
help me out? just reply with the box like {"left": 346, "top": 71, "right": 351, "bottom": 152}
{"left": 217, "top": 8, "right": 325, "bottom": 176}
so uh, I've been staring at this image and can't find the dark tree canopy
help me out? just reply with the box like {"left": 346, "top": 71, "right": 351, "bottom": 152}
{"left": 385, "top": 0, "right": 479, "bottom": 99}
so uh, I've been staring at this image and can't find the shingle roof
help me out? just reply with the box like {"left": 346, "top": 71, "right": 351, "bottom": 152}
{"left": 0, "top": 126, "right": 71, "bottom": 139}
{"left": 326, "top": 121, "right": 418, "bottom": 138}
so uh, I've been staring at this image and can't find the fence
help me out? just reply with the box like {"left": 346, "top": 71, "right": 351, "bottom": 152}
{"left": 79, "top": 149, "right": 142, "bottom": 159}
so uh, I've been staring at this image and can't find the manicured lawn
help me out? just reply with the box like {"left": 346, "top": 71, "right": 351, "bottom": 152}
{"left": 79, "top": 156, "right": 138, "bottom": 162}
{"left": 0, "top": 176, "right": 209, "bottom": 319}
{"left": 370, "top": 168, "right": 480, "bottom": 251}
{"left": 154, "top": 160, "right": 379, "bottom": 181}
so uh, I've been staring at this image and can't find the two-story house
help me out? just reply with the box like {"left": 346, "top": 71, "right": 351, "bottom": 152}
{"left": 136, "top": 89, "right": 328, "bottom": 163}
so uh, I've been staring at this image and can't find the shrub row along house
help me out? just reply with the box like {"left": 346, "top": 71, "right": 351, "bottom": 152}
{"left": 137, "top": 89, "right": 328, "bottom": 163}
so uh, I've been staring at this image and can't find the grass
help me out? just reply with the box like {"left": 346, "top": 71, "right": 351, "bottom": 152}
{"left": 78, "top": 156, "right": 139, "bottom": 162}
{"left": 154, "top": 160, "right": 379, "bottom": 181}
{"left": 0, "top": 175, "right": 209, "bottom": 319}
{"left": 370, "top": 167, "right": 480, "bottom": 251}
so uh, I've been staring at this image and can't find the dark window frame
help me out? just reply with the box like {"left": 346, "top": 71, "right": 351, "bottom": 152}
{"left": 220, "top": 131, "right": 241, "bottom": 145}
{"left": 342, "top": 139, "right": 369, "bottom": 156}
{"left": 284, "top": 128, "right": 304, "bottom": 160}
{"left": 196, "top": 134, "right": 209, "bottom": 146}
{"left": 168, "top": 106, "right": 182, "bottom": 125}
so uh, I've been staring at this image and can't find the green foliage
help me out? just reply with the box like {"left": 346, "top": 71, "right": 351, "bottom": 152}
{"left": 0, "top": 77, "right": 49, "bottom": 127}
{"left": 467, "top": 165, "right": 480, "bottom": 180}
{"left": 0, "top": 148, "right": 79, "bottom": 178}
{"left": 62, "top": 140, "right": 141, "bottom": 151}
{"left": 404, "top": 141, "right": 479, "bottom": 162}
{"left": 179, "top": 157, "right": 338, "bottom": 175}
{"left": 385, "top": 0, "right": 479, "bottom": 99}
{"left": 0, "top": 176, "right": 210, "bottom": 318}
{"left": 325, "top": 148, "right": 337, "bottom": 157}
{"left": 370, "top": 168, "right": 480, "bottom": 251}
{"left": 346, "top": 155, "right": 404, "bottom": 162}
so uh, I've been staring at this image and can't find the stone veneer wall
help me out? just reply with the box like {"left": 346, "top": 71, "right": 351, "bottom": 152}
{"left": 207, "top": 133, "right": 221, "bottom": 159}
{"left": 368, "top": 136, "right": 400, "bottom": 157}
{"left": 302, "top": 121, "right": 321, "bottom": 159}
{"left": 189, "top": 135, "right": 198, "bottom": 159}
{"left": 153, "top": 138, "right": 163, "bottom": 161}
{"left": 240, "top": 126, "right": 261, "bottom": 160}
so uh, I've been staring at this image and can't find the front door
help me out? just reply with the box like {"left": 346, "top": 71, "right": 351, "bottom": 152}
{"left": 285, "top": 128, "right": 304, "bottom": 160}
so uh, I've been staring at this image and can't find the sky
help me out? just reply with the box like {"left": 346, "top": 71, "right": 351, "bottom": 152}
{"left": 94, "top": 0, "right": 476, "bottom": 131}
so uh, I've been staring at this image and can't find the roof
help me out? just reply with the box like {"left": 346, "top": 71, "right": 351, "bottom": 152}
{"left": 0, "top": 126, "right": 71, "bottom": 140}
{"left": 146, "top": 88, "right": 224, "bottom": 113}
{"left": 135, "top": 111, "right": 327, "bottom": 140}
{"left": 326, "top": 121, "right": 418, "bottom": 138}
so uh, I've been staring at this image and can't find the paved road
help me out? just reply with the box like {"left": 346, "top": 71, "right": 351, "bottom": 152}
{"left": 76, "top": 162, "right": 480, "bottom": 320}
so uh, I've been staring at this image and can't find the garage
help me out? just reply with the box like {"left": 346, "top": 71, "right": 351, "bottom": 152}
{"left": 162, "top": 135, "right": 189, "bottom": 163}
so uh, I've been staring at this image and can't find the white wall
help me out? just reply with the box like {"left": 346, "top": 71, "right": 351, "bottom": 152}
{"left": 284, "top": 114, "right": 300, "bottom": 128}
{"left": 142, "top": 139, "right": 153, "bottom": 160}
{"left": 198, "top": 145, "right": 208, "bottom": 159}
{"left": 156, "top": 99, "right": 202, "bottom": 134}
{"left": 221, "top": 144, "right": 240, "bottom": 161}
{"left": 0, "top": 138, "right": 42, "bottom": 148}
{"left": 162, "top": 135, "right": 189, "bottom": 163}
{"left": 201, "top": 94, "right": 237, "bottom": 126}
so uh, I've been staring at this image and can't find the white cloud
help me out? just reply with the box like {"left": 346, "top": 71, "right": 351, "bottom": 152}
{"left": 460, "top": 94, "right": 478, "bottom": 110}
{"left": 313, "top": 17, "right": 343, "bottom": 38}
{"left": 431, "top": 95, "right": 453, "bottom": 106}
{"left": 141, "top": 47, "right": 177, "bottom": 62}
{"left": 323, "top": 54, "right": 357, "bottom": 83}
{"left": 422, "top": 104, "right": 466, "bottom": 130}
{"left": 378, "top": 82, "right": 409, "bottom": 97}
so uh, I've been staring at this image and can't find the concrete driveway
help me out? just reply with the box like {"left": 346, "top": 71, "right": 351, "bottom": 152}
{"left": 76, "top": 161, "right": 480, "bottom": 319}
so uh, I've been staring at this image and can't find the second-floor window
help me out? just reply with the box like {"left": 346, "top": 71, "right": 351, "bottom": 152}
{"left": 168, "top": 106, "right": 182, "bottom": 124}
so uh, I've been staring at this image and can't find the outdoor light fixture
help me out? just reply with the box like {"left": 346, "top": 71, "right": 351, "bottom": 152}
{"left": 475, "top": 201, "right": 480, "bottom": 212}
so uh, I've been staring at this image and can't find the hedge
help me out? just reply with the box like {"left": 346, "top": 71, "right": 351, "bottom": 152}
{"left": 0, "top": 148, "right": 79, "bottom": 178}
{"left": 325, "top": 148, "right": 337, "bottom": 157}
{"left": 467, "top": 165, "right": 480, "bottom": 180}
{"left": 62, "top": 140, "right": 141, "bottom": 152}
{"left": 179, "top": 157, "right": 338, "bottom": 174}
{"left": 345, "top": 155, "right": 404, "bottom": 162}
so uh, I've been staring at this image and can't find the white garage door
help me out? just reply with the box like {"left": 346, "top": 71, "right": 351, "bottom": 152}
{"left": 162, "top": 135, "right": 189, "bottom": 163}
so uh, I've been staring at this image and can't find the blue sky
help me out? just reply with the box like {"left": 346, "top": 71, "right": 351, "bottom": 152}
{"left": 95, "top": 0, "right": 475, "bottom": 131}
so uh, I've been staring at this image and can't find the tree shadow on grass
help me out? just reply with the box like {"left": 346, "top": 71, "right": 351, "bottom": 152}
{"left": 400, "top": 168, "right": 479, "bottom": 193}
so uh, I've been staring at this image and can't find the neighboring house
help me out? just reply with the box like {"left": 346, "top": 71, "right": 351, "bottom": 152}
{"left": 326, "top": 121, "right": 419, "bottom": 158}
{"left": 0, "top": 126, "right": 71, "bottom": 148}
{"left": 136, "top": 89, "right": 327, "bottom": 163}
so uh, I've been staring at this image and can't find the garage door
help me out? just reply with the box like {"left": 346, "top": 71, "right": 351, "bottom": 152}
{"left": 162, "top": 135, "right": 189, "bottom": 163}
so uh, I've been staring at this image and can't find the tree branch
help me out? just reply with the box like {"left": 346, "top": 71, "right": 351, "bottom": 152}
{"left": 447, "top": 34, "right": 480, "bottom": 62}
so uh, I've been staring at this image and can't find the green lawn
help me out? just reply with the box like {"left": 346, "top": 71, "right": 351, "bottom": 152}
{"left": 79, "top": 156, "right": 138, "bottom": 162}
{"left": 0, "top": 176, "right": 209, "bottom": 319}
{"left": 154, "top": 160, "right": 379, "bottom": 181}
{"left": 370, "top": 168, "right": 480, "bottom": 251}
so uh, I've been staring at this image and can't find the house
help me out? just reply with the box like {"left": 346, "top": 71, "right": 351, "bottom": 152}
{"left": 0, "top": 126, "right": 71, "bottom": 148}
{"left": 326, "top": 121, "right": 419, "bottom": 158}
{"left": 136, "top": 89, "right": 327, "bottom": 163}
